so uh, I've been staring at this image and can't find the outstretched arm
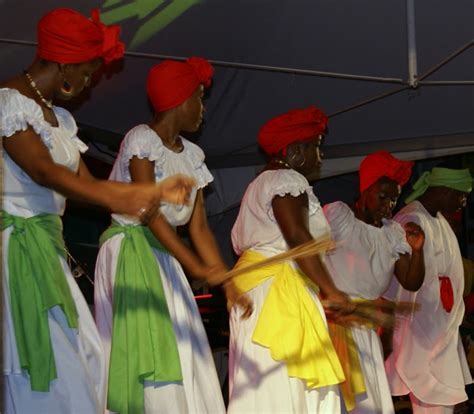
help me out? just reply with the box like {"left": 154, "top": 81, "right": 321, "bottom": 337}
{"left": 3, "top": 128, "right": 190, "bottom": 218}
{"left": 272, "top": 193, "right": 354, "bottom": 314}
{"left": 394, "top": 222, "right": 425, "bottom": 291}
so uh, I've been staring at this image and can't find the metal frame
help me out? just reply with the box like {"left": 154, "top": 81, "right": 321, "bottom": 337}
{"left": 0, "top": 0, "right": 472, "bottom": 119}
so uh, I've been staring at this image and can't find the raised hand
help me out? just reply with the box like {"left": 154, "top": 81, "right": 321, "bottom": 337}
{"left": 404, "top": 222, "right": 425, "bottom": 252}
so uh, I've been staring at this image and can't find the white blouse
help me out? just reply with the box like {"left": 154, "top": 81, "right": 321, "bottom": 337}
{"left": 231, "top": 169, "right": 330, "bottom": 257}
{"left": 323, "top": 201, "right": 411, "bottom": 299}
{"left": 110, "top": 124, "right": 213, "bottom": 227}
{"left": 0, "top": 88, "right": 88, "bottom": 217}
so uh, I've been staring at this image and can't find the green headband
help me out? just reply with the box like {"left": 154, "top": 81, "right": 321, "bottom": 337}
{"left": 405, "top": 167, "right": 472, "bottom": 204}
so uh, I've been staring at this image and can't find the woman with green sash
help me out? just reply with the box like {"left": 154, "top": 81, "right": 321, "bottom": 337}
{"left": 1, "top": 8, "right": 194, "bottom": 414}
{"left": 94, "top": 57, "right": 251, "bottom": 414}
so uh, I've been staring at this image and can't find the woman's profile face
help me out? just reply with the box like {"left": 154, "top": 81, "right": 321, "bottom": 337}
{"left": 294, "top": 135, "right": 324, "bottom": 179}
{"left": 440, "top": 188, "right": 469, "bottom": 214}
{"left": 56, "top": 58, "right": 102, "bottom": 99}
{"left": 363, "top": 177, "right": 401, "bottom": 226}
{"left": 179, "top": 84, "right": 205, "bottom": 132}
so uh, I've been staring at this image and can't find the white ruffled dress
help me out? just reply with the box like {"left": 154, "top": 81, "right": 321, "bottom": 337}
{"left": 228, "top": 169, "right": 343, "bottom": 414}
{"left": 384, "top": 201, "right": 472, "bottom": 410}
{"left": 323, "top": 201, "right": 411, "bottom": 414}
{"left": 0, "top": 88, "right": 106, "bottom": 413}
{"left": 94, "top": 124, "right": 226, "bottom": 413}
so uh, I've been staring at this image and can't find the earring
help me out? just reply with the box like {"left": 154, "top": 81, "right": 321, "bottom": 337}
{"left": 61, "top": 80, "right": 74, "bottom": 97}
{"left": 297, "top": 155, "right": 306, "bottom": 168}
{"left": 290, "top": 153, "right": 306, "bottom": 168}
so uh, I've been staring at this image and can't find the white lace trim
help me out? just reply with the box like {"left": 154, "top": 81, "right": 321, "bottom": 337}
{"left": 120, "top": 125, "right": 165, "bottom": 179}
{"left": 1, "top": 110, "right": 54, "bottom": 148}
{"left": 265, "top": 170, "right": 320, "bottom": 221}
{"left": 120, "top": 125, "right": 213, "bottom": 189}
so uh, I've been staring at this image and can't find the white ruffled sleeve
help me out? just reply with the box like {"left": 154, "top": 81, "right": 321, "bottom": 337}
{"left": 182, "top": 138, "right": 214, "bottom": 189}
{"left": 121, "top": 125, "right": 165, "bottom": 170}
{"left": 382, "top": 219, "right": 412, "bottom": 258}
{"left": 0, "top": 88, "right": 53, "bottom": 148}
{"left": 323, "top": 201, "right": 354, "bottom": 241}
{"left": 71, "top": 137, "right": 89, "bottom": 154}
{"left": 266, "top": 169, "right": 314, "bottom": 221}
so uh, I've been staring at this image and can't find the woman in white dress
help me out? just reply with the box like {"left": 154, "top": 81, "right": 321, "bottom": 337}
{"left": 228, "top": 106, "right": 359, "bottom": 414}
{"left": 94, "top": 57, "right": 251, "bottom": 414}
{"left": 1, "top": 8, "right": 194, "bottom": 414}
{"left": 322, "top": 150, "right": 425, "bottom": 414}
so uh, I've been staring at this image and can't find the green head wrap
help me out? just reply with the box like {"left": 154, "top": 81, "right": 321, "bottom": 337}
{"left": 405, "top": 167, "right": 472, "bottom": 204}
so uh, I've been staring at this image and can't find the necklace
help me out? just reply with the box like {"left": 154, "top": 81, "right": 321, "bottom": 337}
{"left": 271, "top": 158, "right": 291, "bottom": 169}
{"left": 24, "top": 71, "right": 53, "bottom": 109}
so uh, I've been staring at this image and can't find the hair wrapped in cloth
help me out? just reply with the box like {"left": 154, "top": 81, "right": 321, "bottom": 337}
{"left": 405, "top": 167, "right": 473, "bottom": 204}
{"left": 147, "top": 57, "right": 214, "bottom": 113}
{"left": 359, "top": 150, "right": 414, "bottom": 193}
{"left": 37, "top": 8, "right": 124, "bottom": 64}
{"left": 258, "top": 106, "right": 328, "bottom": 155}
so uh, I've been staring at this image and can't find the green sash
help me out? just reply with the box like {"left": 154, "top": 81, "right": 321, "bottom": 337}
{"left": 101, "top": 222, "right": 182, "bottom": 414}
{"left": 1, "top": 211, "right": 78, "bottom": 392}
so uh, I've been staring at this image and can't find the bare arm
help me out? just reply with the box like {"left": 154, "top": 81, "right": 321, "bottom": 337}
{"left": 2, "top": 128, "right": 187, "bottom": 217}
{"left": 129, "top": 156, "right": 211, "bottom": 279}
{"left": 187, "top": 189, "right": 253, "bottom": 314}
{"left": 188, "top": 190, "right": 227, "bottom": 269}
{"left": 394, "top": 222, "right": 425, "bottom": 291}
{"left": 272, "top": 193, "right": 354, "bottom": 313}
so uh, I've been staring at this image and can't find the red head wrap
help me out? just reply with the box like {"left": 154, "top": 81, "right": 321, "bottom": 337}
{"left": 146, "top": 57, "right": 214, "bottom": 113}
{"left": 359, "top": 150, "right": 414, "bottom": 193}
{"left": 257, "top": 106, "right": 328, "bottom": 155}
{"left": 37, "top": 8, "right": 125, "bottom": 64}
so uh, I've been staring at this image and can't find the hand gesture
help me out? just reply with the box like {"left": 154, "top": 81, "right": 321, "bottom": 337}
{"left": 119, "top": 175, "right": 195, "bottom": 224}
{"left": 404, "top": 222, "right": 425, "bottom": 252}
{"left": 158, "top": 174, "right": 196, "bottom": 206}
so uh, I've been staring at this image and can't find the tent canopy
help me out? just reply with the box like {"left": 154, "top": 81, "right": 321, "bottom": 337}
{"left": 1, "top": 0, "right": 473, "bottom": 201}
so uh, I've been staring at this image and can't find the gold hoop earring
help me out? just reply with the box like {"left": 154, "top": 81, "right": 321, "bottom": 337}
{"left": 61, "top": 79, "right": 74, "bottom": 97}
{"left": 290, "top": 153, "right": 306, "bottom": 168}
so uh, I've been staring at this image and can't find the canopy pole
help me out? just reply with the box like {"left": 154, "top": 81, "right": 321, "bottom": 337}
{"left": 0, "top": 38, "right": 404, "bottom": 85}
{"left": 406, "top": 0, "right": 418, "bottom": 88}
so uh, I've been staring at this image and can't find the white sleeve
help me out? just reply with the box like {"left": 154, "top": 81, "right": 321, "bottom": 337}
{"left": 0, "top": 88, "right": 54, "bottom": 148}
{"left": 265, "top": 169, "right": 312, "bottom": 221}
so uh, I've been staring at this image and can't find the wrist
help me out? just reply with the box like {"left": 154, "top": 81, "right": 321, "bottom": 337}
{"left": 320, "top": 286, "right": 339, "bottom": 299}
{"left": 155, "top": 183, "right": 163, "bottom": 203}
